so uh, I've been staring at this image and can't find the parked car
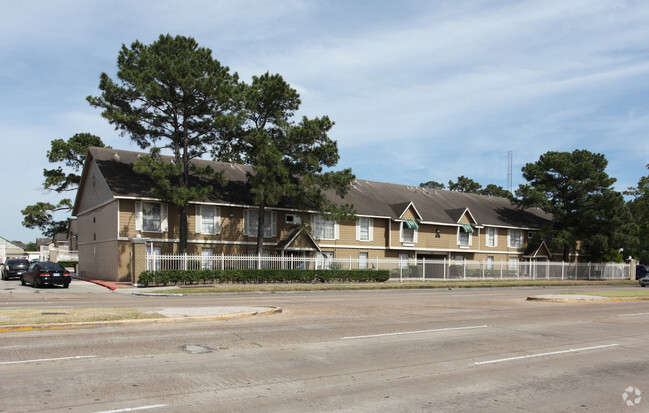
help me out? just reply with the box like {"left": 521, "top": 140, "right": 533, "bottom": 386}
{"left": 640, "top": 276, "right": 649, "bottom": 287}
{"left": 21, "top": 262, "right": 71, "bottom": 288}
{"left": 636, "top": 265, "right": 649, "bottom": 280}
{"left": 2, "top": 258, "right": 30, "bottom": 280}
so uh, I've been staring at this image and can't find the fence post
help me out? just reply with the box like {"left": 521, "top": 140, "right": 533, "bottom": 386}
{"left": 444, "top": 258, "right": 447, "bottom": 280}
{"left": 422, "top": 257, "right": 426, "bottom": 281}
{"left": 482, "top": 261, "right": 485, "bottom": 279}
{"left": 463, "top": 259, "right": 466, "bottom": 280}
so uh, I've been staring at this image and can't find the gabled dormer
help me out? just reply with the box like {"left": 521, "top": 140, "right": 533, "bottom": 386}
{"left": 392, "top": 201, "right": 422, "bottom": 245}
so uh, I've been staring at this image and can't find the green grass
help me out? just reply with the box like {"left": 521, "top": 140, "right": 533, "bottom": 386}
{"left": 560, "top": 289, "right": 649, "bottom": 298}
{"left": 148, "top": 279, "right": 637, "bottom": 294}
{"left": 0, "top": 307, "right": 165, "bottom": 326}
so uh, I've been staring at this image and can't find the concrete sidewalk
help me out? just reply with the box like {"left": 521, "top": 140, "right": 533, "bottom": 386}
{"left": 527, "top": 294, "right": 649, "bottom": 302}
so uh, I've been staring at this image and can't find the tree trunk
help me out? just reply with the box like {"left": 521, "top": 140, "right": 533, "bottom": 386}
{"left": 179, "top": 204, "right": 188, "bottom": 254}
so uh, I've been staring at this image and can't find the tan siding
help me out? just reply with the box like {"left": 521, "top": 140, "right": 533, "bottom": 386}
{"left": 77, "top": 160, "right": 114, "bottom": 215}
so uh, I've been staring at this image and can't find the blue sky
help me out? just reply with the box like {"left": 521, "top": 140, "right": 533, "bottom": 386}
{"left": 2, "top": 0, "right": 649, "bottom": 243}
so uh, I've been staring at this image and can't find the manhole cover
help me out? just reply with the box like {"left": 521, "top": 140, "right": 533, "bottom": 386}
{"left": 180, "top": 344, "right": 213, "bottom": 354}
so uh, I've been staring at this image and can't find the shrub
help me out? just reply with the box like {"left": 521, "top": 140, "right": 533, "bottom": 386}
{"left": 136, "top": 268, "right": 390, "bottom": 287}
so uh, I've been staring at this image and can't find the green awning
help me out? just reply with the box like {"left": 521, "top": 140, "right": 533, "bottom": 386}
{"left": 461, "top": 224, "right": 474, "bottom": 233}
{"left": 404, "top": 219, "right": 420, "bottom": 229}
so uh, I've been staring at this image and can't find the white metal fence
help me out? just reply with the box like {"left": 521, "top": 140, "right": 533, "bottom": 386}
{"left": 40, "top": 246, "right": 79, "bottom": 263}
{"left": 145, "top": 253, "right": 631, "bottom": 281}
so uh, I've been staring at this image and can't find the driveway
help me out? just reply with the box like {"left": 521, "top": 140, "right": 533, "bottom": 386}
{"left": 0, "top": 277, "right": 112, "bottom": 294}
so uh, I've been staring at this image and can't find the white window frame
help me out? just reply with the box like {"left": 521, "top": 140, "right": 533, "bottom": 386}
{"left": 399, "top": 253, "right": 409, "bottom": 269}
{"left": 201, "top": 247, "right": 215, "bottom": 270}
{"left": 244, "top": 209, "right": 277, "bottom": 238}
{"left": 487, "top": 256, "right": 494, "bottom": 270}
{"left": 486, "top": 227, "right": 498, "bottom": 247}
{"left": 316, "top": 251, "right": 334, "bottom": 269}
{"left": 135, "top": 201, "right": 168, "bottom": 233}
{"left": 312, "top": 215, "right": 339, "bottom": 240}
{"left": 285, "top": 214, "right": 302, "bottom": 225}
{"left": 195, "top": 205, "right": 221, "bottom": 235}
{"left": 508, "top": 257, "right": 519, "bottom": 271}
{"left": 457, "top": 227, "right": 472, "bottom": 247}
{"left": 400, "top": 222, "right": 418, "bottom": 244}
{"left": 356, "top": 217, "right": 374, "bottom": 242}
{"left": 508, "top": 229, "right": 523, "bottom": 248}
{"left": 359, "top": 252, "right": 368, "bottom": 269}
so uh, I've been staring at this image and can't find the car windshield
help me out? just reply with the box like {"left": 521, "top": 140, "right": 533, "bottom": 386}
{"left": 38, "top": 262, "right": 65, "bottom": 271}
{"left": 7, "top": 259, "right": 29, "bottom": 266}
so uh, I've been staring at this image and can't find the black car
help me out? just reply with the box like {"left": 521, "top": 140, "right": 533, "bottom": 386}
{"left": 640, "top": 276, "right": 649, "bottom": 287}
{"left": 2, "top": 258, "right": 30, "bottom": 280}
{"left": 636, "top": 265, "right": 649, "bottom": 280}
{"left": 21, "top": 262, "right": 71, "bottom": 288}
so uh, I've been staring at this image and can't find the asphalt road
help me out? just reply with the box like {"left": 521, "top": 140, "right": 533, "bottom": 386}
{"left": 1, "top": 283, "right": 648, "bottom": 412}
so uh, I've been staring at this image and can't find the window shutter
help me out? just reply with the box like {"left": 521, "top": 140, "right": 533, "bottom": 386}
{"left": 271, "top": 211, "right": 277, "bottom": 237}
{"left": 135, "top": 201, "right": 142, "bottom": 231}
{"left": 355, "top": 220, "right": 360, "bottom": 241}
{"left": 161, "top": 203, "right": 168, "bottom": 232}
{"left": 195, "top": 205, "right": 202, "bottom": 234}
{"left": 369, "top": 218, "right": 374, "bottom": 241}
{"left": 334, "top": 221, "right": 340, "bottom": 240}
{"left": 215, "top": 207, "right": 221, "bottom": 234}
{"left": 244, "top": 210, "right": 249, "bottom": 236}
{"left": 413, "top": 228, "right": 418, "bottom": 243}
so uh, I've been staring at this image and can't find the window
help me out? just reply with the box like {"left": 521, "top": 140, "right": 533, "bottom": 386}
{"left": 359, "top": 252, "right": 368, "bottom": 269}
{"left": 508, "top": 257, "right": 519, "bottom": 271}
{"left": 312, "top": 215, "right": 338, "bottom": 240}
{"left": 195, "top": 205, "right": 221, "bottom": 235}
{"left": 244, "top": 209, "right": 277, "bottom": 238}
{"left": 400, "top": 222, "right": 418, "bottom": 243}
{"left": 317, "top": 251, "right": 334, "bottom": 269}
{"left": 356, "top": 217, "right": 373, "bottom": 241}
{"left": 487, "top": 256, "right": 494, "bottom": 270}
{"left": 201, "top": 248, "right": 214, "bottom": 270}
{"left": 486, "top": 228, "right": 498, "bottom": 247}
{"left": 136, "top": 202, "right": 168, "bottom": 232}
{"left": 508, "top": 229, "right": 523, "bottom": 248}
{"left": 458, "top": 226, "right": 472, "bottom": 247}
{"left": 399, "top": 253, "right": 409, "bottom": 269}
{"left": 286, "top": 214, "right": 302, "bottom": 225}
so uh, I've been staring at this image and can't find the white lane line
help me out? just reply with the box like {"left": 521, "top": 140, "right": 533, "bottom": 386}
{"left": 618, "top": 312, "right": 649, "bottom": 317}
{"left": 472, "top": 344, "right": 620, "bottom": 365}
{"left": 0, "top": 355, "right": 96, "bottom": 365}
{"left": 93, "top": 405, "right": 169, "bottom": 413}
{"left": 342, "top": 325, "right": 488, "bottom": 340}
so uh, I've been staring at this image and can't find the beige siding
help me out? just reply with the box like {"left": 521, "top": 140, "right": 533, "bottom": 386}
{"left": 76, "top": 160, "right": 114, "bottom": 216}
{"left": 77, "top": 201, "right": 119, "bottom": 280}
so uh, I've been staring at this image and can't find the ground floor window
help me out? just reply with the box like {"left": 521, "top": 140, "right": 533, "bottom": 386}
{"left": 359, "top": 252, "right": 368, "bottom": 269}
{"left": 201, "top": 247, "right": 214, "bottom": 270}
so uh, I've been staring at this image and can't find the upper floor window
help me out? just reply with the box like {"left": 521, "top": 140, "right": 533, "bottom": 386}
{"left": 508, "top": 229, "right": 523, "bottom": 248}
{"left": 356, "top": 217, "right": 373, "bottom": 241}
{"left": 135, "top": 201, "right": 168, "bottom": 233}
{"left": 312, "top": 215, "right": 338, "bottom": 240}
{"left": 486, "top": 227, "right": 498, "bottom": 247}
{"left": 244, "top": 209, "right": 277, "bottom": 238}
{"left": 195, "top": 205, "right": 221, "bottom": 235}
{"left": 400, "top": 222, "right": 418, "bottom": 244}
{"left": 458, "top": 224, "right": 473, "bottom": 247}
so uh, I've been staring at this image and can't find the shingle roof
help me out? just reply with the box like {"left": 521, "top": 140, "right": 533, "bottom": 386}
{"left": 82, "top": 147, "right": 551, "bottom": 229}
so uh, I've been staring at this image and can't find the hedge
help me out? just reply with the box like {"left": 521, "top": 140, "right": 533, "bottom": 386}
{"left": 137, "top": 269, "right": 390, "bottom": 287}
{"left": 57, "top": 261, "right": 79, "bottom": 268}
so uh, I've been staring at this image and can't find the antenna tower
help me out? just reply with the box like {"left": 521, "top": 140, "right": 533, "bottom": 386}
{"left": 507, "top": 150, "right": 513, "bottom": 194}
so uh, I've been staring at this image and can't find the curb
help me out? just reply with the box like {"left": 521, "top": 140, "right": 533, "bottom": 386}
{"left": 527, "top": 295, "right": 649, "bottom": 303}
{"left": 0, "top": 307, "right": 282, "bottom": 333}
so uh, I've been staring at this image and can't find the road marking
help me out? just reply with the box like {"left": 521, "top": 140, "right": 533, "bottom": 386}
{"left": 0, "top": 355, "right": 96, "bottom": 365}
{"left": 618, "top": 312, "right": 649, "bottom": 317}
{"left": 472, "top": 344, "right": 619, "bottom": 365}
{"left": 342, "top": 325, "right": 488, "bottom": 340}
{"left": 93, "top": 405, "right": 169, "bottom": 413}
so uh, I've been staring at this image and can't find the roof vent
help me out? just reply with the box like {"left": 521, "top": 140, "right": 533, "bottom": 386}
{"left": 113, "top": 153, "right": 120, "bottom": 161}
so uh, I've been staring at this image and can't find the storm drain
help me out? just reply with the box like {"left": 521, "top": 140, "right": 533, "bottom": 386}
{"left": 180, "top": 344, "right": 213, "bottom": 354}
